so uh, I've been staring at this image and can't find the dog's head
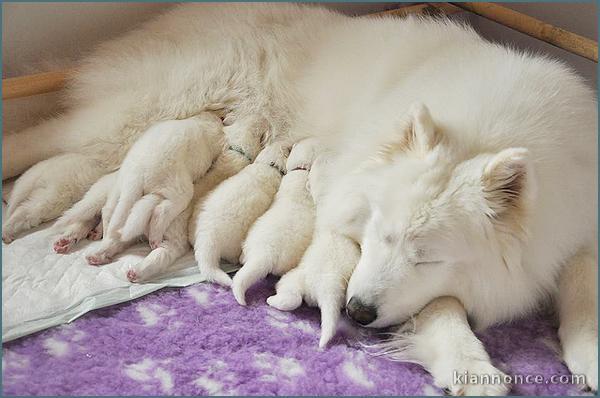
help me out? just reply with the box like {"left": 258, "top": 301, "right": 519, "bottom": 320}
{"left": 345, "top": 103, "right": 535, "bottom": 328}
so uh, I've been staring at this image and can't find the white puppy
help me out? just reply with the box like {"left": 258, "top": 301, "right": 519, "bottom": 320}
{"left": 86, "top": 112, "right": 223, "bottom": 265}
{"left": 193, "top": 141, "right": 290, "bottom": 287}
{"left": 267, "top": 229, "right": 360, "bottom": 348}
{"left": 51, "top": 172, "right": 117, "bottom": 253}
{"left": 125, "top": 116, "right": 266, "bottom": 282}
{"left": 232, "top": 138, "right": 319, "bottom": 305}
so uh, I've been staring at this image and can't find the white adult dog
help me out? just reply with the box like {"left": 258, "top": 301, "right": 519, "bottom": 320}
{"left": 3, "top": 4, "right": 596, "bottom": 395}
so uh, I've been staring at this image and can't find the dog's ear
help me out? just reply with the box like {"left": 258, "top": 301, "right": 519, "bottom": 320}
{"left": 372, "top": 103, "right": 440, "bottom": 164}
{"left": 481, "top": 148, "right": 532, "bottom": 221}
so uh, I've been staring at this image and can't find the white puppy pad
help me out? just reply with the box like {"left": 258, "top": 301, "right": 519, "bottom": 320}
{"left": 2, "top": 214, "right": 238, "bottom": 342}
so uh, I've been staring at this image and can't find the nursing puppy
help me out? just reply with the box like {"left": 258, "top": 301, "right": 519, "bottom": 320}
{"left": 188, "top": 115, "right": 267, "bottom": 242}
{"left": 86, "top": 112, "right": 223, "bottom": 265}
{"left": 193, "top": 141, "right": 290, "bottom": 287}
{"left": 232, "top": 138, "right": 318, "bottom": 305}
{"left": 51, "top": 172, "right": 117, "bottom": 253}
{"left": 267, "top": 229, "right": 360, "bottom": 348}
{"left": 127, "top": 116, "right": 266, "bottom": 282}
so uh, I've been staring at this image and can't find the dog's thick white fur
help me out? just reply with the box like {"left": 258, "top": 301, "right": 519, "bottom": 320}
{"left": 4, "top": 4, "right": 597, "bottom": 393}
{"left": 86, "top": 112, "right": 223, "bottom": 265}
{"left": 192, "top": 142, "right": 290, "bottom": 286}
{"left": 233, "top": 138, "right": 319, "bottom": 305}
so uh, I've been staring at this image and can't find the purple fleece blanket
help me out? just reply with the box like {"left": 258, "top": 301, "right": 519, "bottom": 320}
{"left": 2, "top": 277, "right": 590, "bottom": 396}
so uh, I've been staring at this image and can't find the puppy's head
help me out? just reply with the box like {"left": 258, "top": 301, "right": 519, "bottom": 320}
{"left": 286, "top": 137, "right": 320, "bottom": 171}
{"left": 345, "top": 103, "right": 535, "bottom": 328}
{"left": 224, "top": 117, "right": 270, "bottom": 161}
{"left": 254, "top": 141, "right": 291, "bottom": 173}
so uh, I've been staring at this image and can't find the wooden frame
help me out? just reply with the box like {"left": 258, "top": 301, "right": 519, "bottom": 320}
{"left": 2, "top": 2, "right": 597, "bottom": 101}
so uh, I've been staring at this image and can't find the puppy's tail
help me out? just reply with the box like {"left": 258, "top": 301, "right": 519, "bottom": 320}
{"left": 317, "top": 274, "right": 347, "bottom": 349}
{"left": 195, "top": 240, "right": 232, "bottom": 287}
{"left": 318, "top": 296, "right": 342, "bottom": 349}
{"left": 119, "top": 194, "right": 161, "bottom": 241}
{"left": 232, "top": 258, "right": 272, "bottom": 305}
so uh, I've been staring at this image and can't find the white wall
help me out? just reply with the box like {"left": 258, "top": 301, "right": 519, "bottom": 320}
{"left": 2, "top": 2, "right": 399, "bottom": 77}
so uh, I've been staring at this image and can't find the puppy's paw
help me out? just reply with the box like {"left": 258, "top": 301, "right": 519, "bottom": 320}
{"left": 86, "top": 253, "right": 112, "bottom": 266}
{"left": 2, "top": 229, "right": 15, "bottom": 244}
{"left": 266, "top": 292, "right": 302, "bottom": 311}
{"left": 127, "top": 269, "right": 139, "bottom": 283}
{"left": 53, "top": 237, "right": 78, "bottom": 254}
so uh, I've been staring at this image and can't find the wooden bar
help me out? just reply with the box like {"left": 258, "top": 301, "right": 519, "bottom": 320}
{"left": 2, "top": 69, "right": 74, "bottom": 100}
{"left": 370, "top": 2, "right": 461, "bottom": 18}
{"left": 452, "top": 2, "right": 598, "bottom": 62}
{"left": 3, "top": 2, "right": 596, "bottom": 100}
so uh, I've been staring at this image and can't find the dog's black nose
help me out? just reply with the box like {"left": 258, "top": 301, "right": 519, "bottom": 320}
{"left": 346, "top": 296, "right": 377, "bottom": 325}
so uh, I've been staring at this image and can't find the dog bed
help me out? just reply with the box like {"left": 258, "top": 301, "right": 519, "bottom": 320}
{"left": 3, "top": 277, "right": 589, "bottom": 396}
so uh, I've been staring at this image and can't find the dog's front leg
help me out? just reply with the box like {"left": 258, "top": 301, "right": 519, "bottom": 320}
{"left": 387, "top": 297, "right": 509, "bottom": 396}
{"left": 557, "top": 247, "right": 598, "bottom": 392}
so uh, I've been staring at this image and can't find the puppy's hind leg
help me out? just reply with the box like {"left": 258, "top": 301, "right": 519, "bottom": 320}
{"left": 557, "top": 247, "right": 598, "bottom": 392}
{"left": 148, "top": 177, "right": 194, "bottom": 249}
{"left": 127, "top": 210, "right": 190, "bottom": 283}
{"left": 119, "top": 194, "right": 162, "bottom": 242}
{"left": 105, "top": 176, "right": 143, "bottom": 240}
{"left": 52, "top": 171, "right": 116, "bottom": 253}
{"left": 3, "top": 153, "right": 107, "bottom": 243}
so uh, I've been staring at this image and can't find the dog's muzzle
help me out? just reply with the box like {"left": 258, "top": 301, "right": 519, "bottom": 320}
{"left": 346, "top": 296, "right": 378, "bottom": 326}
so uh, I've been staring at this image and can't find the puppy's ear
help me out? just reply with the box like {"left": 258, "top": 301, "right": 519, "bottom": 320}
{"left": 372, "top": 103, "right": 440, "bottom": 164}
{"left": 481, "top": 148, "right": 533, "bottom": 221}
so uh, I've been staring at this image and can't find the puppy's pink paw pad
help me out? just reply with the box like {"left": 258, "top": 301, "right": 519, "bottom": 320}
{"left": 53, "top": 238, "right": 75, "bottom": 254}
{"left": 127, "top": 269, "right": 138, "bottom": 283}
{"left": 86, "top": 254, "right": 110, "bottom": 266}
{"left": 87, "top": 230, "right": 102, "bottom": 241}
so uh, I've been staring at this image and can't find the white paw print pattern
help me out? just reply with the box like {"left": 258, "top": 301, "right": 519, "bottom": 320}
{"left": 40, "top": 324, "right": 88, "bottom": 358}
{"left": 253, "top": 352, "right": 305, "bottom": 383}
{"left": 266, "top": 308, "right": 318, "bottom": 336}
{"left": 187, "top": 285, "right": 211, "bottom": 306}
{"left": 124, "top": 358, "right": 174, "bottom": 393}
{"left": 194, "top": 360, "right": 237, "bottom": 395}
{"left": 136, "top": 303, "right": 177, "bottom": 326}
{"left": 341, "top": 351, "right": 376, "bottom": 389}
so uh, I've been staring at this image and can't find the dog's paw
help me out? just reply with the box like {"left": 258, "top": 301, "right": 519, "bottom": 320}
{"left": 563, "top": 340, "right": 598, "bottom": 392}
{"left": 435, "top": 359, "right": 509, "bottom": 396}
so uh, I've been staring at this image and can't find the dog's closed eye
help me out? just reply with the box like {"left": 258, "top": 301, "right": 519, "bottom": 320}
{"left": 414, "top": 260, "right": 443, "bottom": 267}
